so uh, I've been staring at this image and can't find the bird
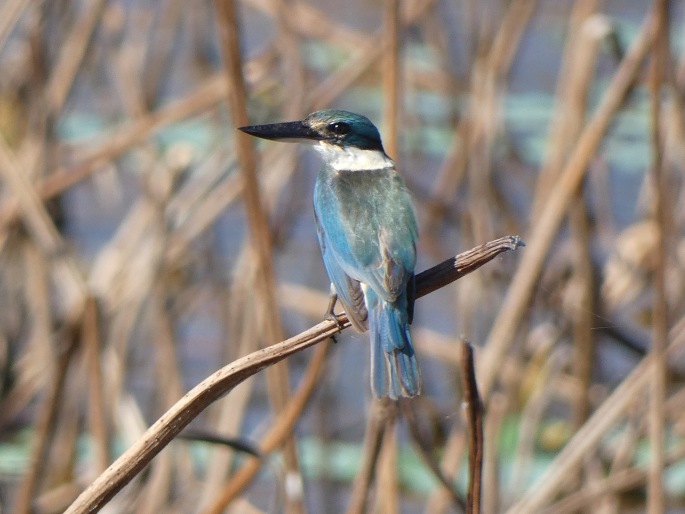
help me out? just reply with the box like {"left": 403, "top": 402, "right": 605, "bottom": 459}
{"left": 239, "top": 109, "right": 420, "bottom": 399}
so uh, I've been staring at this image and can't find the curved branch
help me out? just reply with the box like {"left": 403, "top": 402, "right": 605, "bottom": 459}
{"left": 64, "top": 235, "right": 524, "bottom": 514}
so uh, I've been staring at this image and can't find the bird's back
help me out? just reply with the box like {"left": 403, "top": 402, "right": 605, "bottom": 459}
{"left": 313, "top": 165, "right": 418, "bottom": 296}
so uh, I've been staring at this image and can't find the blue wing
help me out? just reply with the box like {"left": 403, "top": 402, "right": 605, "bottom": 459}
{"left": 314, "top": 209, "right": 368, "bottom": 331}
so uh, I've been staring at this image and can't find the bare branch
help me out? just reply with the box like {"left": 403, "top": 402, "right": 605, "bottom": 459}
{"left": 416, "top": 235, "right": 524, "bottom": 298}
{"left": 64, "top": 235, "right": 523, "bottom": 514}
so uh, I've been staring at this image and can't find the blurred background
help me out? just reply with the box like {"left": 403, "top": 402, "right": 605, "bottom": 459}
{"left": 0, "top": 0, "right": 684, "bottom": 513}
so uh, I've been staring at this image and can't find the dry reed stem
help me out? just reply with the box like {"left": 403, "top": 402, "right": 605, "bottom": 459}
{"left": 423, "top": 426, "right": 468, "bottom": 514}
{"left": 272, "top": 0, "right": 306, "bottom": 120}
{"left": 345, "top": 400, "right": 387, "bottom": 514}
{"left": 424, "top": 121, "right": 469, "bottom": 242}
{"left": 647, "top": 1, "right": 669, "bottom": 511}
{"left": 53, "top": 368, "right": 84, "bottom": 496}
{"left": 11, "top": 241, "right": 53, "bottom": 419}
{"left": 537, "top": 3, "right": 604, "bottom": 436}
{"left": 382, "top": 0, "right": 401, "bottom": 158}
{"left": 46, "top": 0, "right": 107, "bottom": 114}
{"left": 0, "top": 137, "right": 66, "bottom": 254}
{"left": 213, "top": 2, "right": 303, "bottom": 513}
{"left": 531, "top": 0, "right": 601, "bottom": 218}
{"left": 402, "top": 400, "right": 467, "bottom": 512}
{"left": 609, "top": 410, "right": 643, "bottom": 475}
{"left": 164, "top": 170, "right": 242, "bottom": 264}
{"left": 63, "top": 236, "right": 522, "bottom": 514}
{"left": 34, "top": 483, "right": 83, "bottom": 514}
{"left": 82, "top": 297, "right": 109, "bottom": 475}
{"left": 14, "top": 328, "right": 79, "bottom": 514}
{"left": 214, "top": 0, "right": 286, "bottom": 387}
{"left": 409, "top": 6, "right": 457, "bottom": 95}
{"left": 141, "top": 0, "right": 185, "bottom": 107}
{"left": 112, "top": 13, "right": 154, "bottom": 119}
{"left": 460, "top": 342, "right": 483, "bottom": 514}
{"left": 375, "top": 407, "right": 400, "bottom": 514}
{"left": 569, "top": 197, "right": 595, "bottom": 428}
{"left": 477, "top": 13, "right": 655, "bottom": 400}
{"left": 88, "top": 200, "right": 159, "bottom": 306}
{"left": 0, "top": 241, "right": 53, "bottom": 434}
{"left": 150, "top": 286, "right": 188, "bottom": 410}
{"left": 481, "top": 392, "right": 507, "bottom": 514}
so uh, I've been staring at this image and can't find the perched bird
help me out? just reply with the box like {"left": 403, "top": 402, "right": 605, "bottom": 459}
{"left": 239, "top": 110, "right": 420, "bottom": 399}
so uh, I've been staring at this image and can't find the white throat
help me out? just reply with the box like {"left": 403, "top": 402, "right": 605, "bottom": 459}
{"left": 313, "top": 142, "right": 394, "bottom": 171}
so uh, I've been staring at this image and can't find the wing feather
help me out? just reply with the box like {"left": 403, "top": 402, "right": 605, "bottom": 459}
{"left": 315, "top": 211, "right": 368, "bottom": 331}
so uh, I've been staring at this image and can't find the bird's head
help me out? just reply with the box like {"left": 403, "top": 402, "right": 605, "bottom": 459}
{"left": 239, "top": 109, "right": 385, "bottom": 153}
{"left": 240, "top": 110, "right": 393, "bottom": 171}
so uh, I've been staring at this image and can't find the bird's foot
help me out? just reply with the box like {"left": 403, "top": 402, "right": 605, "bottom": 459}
{"left": 324, "top": 292, "right": 338, "bottom": 321}
{"left": 324, "top": 293, "right": 344, "bottom": 340}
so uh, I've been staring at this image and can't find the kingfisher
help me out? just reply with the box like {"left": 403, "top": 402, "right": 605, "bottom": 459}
{"left": 239, "top": 110, "right": 420, "bottom": 399}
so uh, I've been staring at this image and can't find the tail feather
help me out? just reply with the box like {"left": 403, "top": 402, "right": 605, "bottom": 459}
{"left": 368, "top": 290, "right": 421, "bottom": 399}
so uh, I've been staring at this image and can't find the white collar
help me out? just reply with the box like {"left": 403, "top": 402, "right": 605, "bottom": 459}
{"left": 313, "top": 142, "right": 394, "bottom": 171}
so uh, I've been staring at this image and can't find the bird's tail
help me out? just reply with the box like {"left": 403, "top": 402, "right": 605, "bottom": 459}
{"left": 367, "top": 290, "right": 421, "bottom": 399}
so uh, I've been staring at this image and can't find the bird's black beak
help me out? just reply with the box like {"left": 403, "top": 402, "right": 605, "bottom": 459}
{"left": 238, "top": 121, "right": 321, "bottom": 143}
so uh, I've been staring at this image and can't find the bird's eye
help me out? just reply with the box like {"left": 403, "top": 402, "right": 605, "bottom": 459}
{"left": 328, "top": 122, "right": 350, "bottom": 135}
